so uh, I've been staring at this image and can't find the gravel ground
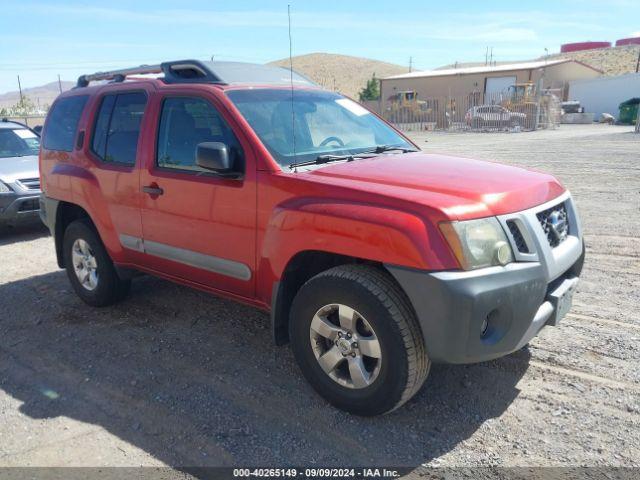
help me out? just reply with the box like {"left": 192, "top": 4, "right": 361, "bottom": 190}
{"left": 0, "top": 124, "right": 638, "bottom": 474}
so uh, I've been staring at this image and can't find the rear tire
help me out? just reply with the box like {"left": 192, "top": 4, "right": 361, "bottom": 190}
{"left": 289, "top": 264, "right": 430, "bottom": 416}
{"left": 63, "top": 219, "right": 130, "bottom": 307}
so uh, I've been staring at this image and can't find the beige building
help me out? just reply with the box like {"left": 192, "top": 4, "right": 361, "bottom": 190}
{"left": 381, "top": 59, "right": 602, "bottom": 103}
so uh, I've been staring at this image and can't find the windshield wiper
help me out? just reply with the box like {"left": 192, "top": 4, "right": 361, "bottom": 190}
{"left": 288, "top": 145, "right": 418, "bottom": 170}
{"left": 369, "top": 144, "right": 419, "bottom": 154}
{"left": 288, "top": 153, "right": 374, "bottom": 169}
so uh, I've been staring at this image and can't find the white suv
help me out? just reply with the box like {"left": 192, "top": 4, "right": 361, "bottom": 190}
{"left": 0, "top": 120, "right": 42, "bottom": 227}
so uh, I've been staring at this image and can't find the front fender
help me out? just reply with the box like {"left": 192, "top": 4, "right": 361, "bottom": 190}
{"left": 257, "top": 198, "right": 458, "bottom": 302}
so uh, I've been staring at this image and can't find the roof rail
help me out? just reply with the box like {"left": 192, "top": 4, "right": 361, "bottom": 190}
{"left": 76, "top": 60, "right": 228, "bottom": 88}
{"left": 76, "top": 59, "right": 318, "bottom": 89}
{"left": 77, "top": 64, "right": 162, "bottom": 87}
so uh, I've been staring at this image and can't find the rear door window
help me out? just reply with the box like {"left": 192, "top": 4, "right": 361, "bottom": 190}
{"left": 91, "top": 92, "right": 147, "bottom": 165}
{"left": 43, "top": 95, "right": 89, "bottom": 152}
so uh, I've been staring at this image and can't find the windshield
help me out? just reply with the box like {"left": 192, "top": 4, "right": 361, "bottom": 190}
{"left": 226, "top": 89, "right": 414, "bottom": 168}
{"left": 0, "top": 128, "right": 40, "bottom": 158}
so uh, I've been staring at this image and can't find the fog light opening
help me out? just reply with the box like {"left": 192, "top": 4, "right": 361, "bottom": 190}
{"left": 480, "top": 308, "right": 508, "bottom": 345}
{"left": 480, "top": 317, "right": 489, "bottom": 337}
{"left": 481, "top": 308, "right": 502, "bottom": 340}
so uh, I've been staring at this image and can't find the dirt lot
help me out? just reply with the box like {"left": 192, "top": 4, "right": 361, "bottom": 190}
{"left": 0, "top": 124, "right": 638, "bottom": 473}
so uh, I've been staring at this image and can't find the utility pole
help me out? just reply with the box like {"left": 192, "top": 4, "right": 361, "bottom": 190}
{"left": 489, "top": 47, "right": 493, "bottom": 66}
{"left": 17, "top": 75, "right": 24, "bottom": 105}
{"left": 17, "top": 75, "right": 26, "bottom": 123}
{"left": 57, "top": 74, "right": 63, "bottom": 93}
{"left": 409, "top": 56, "right": 413, "bottom": 73}
{"left": 636, "top": 49, "right": 639, "bottom": 73}
{"left": 485, "top": 46, "right": 488, "bottom": 66}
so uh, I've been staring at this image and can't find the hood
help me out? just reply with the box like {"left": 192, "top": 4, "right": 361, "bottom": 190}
{"left": 0, "top": 155, "right": 39, "bottom": 183}
{"left": 303, "top": 152, "right": 565, "bottom": 220}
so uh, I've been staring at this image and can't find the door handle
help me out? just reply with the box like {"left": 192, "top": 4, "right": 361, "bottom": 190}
{"left": 142, "top": 184, "right": 164, "bottom": 196}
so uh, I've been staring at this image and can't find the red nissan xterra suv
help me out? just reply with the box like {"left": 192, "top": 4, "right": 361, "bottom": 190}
{"left": 39, "top": 60, "right": 584, "bottom": 415}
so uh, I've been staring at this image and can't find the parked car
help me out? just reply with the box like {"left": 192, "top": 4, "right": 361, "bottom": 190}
{"left": 39, "top": 60, "right": 584, "bottom": 415}
{"left": 0, "top": 119, "right": 42, "bottom": 227}
{"left": 465, "top": 105, "right": 527, "bottom": 129}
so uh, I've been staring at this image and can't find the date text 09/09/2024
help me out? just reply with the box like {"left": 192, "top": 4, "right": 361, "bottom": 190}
{"left": 232, "top": 468, "right": 401, "bottom": 478}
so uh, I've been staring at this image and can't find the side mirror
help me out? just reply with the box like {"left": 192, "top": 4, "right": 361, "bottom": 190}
{"left": 196, "top": 142, "right": 233, "bottom": 173}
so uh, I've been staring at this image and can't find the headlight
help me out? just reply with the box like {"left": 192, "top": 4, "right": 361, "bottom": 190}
{"left": 0, "top": 181, "right": 12, "bottom": 194}
{"left": 440, "top": 217, "right": 513, "bottom": 270}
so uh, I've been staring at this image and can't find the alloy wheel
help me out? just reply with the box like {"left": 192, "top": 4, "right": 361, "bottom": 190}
{"left": 309, "top": 303, "right": 382, "bottom": 389}
{"left": 71, "top": 238, "right": 99, "bottom": 291}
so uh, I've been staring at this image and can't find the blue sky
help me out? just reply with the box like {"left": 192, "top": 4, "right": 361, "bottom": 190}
{"left": 1, "top": 0, "right": 638, "bottom": 93}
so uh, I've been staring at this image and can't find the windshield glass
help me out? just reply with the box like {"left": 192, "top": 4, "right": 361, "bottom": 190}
{"left": 0, "top": 128, "right": 40, "bottom": 158}
{"left": 226, "top": 89, "right": 413, "bottom": 168}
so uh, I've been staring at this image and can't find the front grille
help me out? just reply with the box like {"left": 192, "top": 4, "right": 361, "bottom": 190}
{"left": 507, "top": 220, "right": 529, "bottom": 253}
{"left": 18, "top": 199, "right": 39, "bottom": 212}
{"left": 537, "top": 202, "right": 570, "bottom": 248}
{"left": 18, "top": 178, "right": 40, "bottom": 190}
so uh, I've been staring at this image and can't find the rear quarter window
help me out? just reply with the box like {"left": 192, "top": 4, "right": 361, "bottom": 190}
{"left": 42, "top": 95, "right": 89, "bottom": 152}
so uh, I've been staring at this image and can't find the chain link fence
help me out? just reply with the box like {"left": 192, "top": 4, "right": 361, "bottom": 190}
{"left": 370, "top": 90, "right": 561, "bottom": 133}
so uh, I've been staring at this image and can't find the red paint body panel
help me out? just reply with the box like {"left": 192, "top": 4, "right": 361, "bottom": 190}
{"left": 303, "top": 152, "right": 565, "bottom": 219}
{"left": 40, "top": 79, "right": 567, "bottom": 312}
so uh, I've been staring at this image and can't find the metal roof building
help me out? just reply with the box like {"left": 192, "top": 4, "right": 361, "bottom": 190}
{"left": 380, "top": 59, "right": 602, "bottom": 102}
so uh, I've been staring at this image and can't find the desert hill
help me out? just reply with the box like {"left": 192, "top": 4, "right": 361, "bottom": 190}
{"left": 0, "top": 80, "right": 74, "bottom": 110}
{"left": 268, "top": 52, "right": 408, "bottom": 98}
{"left": 434, "top": 45, "right": 640, "bottom": 77}
{"left": 548, "top": 44, "right": 640, "bottom": 76}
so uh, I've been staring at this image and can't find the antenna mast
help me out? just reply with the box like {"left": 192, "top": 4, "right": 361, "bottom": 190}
{"left": 288, "top": 4, "right": 297, "bottom": 169}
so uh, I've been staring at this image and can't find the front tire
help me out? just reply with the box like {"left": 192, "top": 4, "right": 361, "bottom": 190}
{"left": 290, "top": 265, "right": 430, "bottom": 415}
{"left": 63, "top": 219, "right": 130, "bottom": 307}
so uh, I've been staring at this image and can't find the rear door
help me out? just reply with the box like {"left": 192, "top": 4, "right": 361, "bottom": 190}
{"left": 139, "top": 89, "right": 257, "bottom": 298}
{"left": 86, "top": 87, "right": 151, "bottom": 264}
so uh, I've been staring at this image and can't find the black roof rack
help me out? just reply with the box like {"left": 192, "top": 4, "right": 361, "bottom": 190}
{"left": 76, "top": 59, "right": 317, "bottom": 88}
